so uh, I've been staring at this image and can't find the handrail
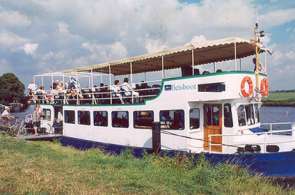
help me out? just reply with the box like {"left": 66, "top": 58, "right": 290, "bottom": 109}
{"left": 208, "top": 128, "right": 295, "bottom": 153}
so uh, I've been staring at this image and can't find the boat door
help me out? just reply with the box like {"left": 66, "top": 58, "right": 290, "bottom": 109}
{"left": 203, "top": 104, "right": 222, "bottom": 152}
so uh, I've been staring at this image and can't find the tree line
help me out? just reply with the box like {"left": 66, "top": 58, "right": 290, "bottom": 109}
{"left": 0, "top": 73, "right": 26, "bottom": 105}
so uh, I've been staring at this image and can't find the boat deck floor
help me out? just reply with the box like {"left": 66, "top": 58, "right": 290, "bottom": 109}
{"left": 18, "top": 134, "right": 62, "bottom": 141}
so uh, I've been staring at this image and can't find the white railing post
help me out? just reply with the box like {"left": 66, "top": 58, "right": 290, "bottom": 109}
{"left": 234, "top": 42, "right": 237, "bottom": 71}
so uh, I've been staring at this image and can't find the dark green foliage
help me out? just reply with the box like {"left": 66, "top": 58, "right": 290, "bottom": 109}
{"left": 0, "top": 73, "right": 25, "bottom": 105}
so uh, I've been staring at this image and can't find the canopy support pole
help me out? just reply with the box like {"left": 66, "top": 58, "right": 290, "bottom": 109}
{"left": 264, "top": 53, "right": 267, "bottom": 73}
{"left": 161, "top": 56, "right": 165, "bottom": 79}
{"left": 109, "top": 64, "right": 112, "bottom": 104}
{"left": 130, "top": 62, "right": 133, "bottom": 104}
{"left": 63, "top": 74, "right": 66, "bottom": 104}
{"left": 91, "top": 69, "right": 96, "bottom": 104}
{"left": 76, "top": 74, "right": 80, "bottom": 105}
{"left": 51, "top": 74, "right": 53, "bottom": 88}
{"left": 191, "top": 49, "right": 194, "bottom": 74}
{"left": 239, "top": 59, "right": 242, "bottom": 71}
{"left": 234, "top": 42, "right": 237, "bottom": 71}
{"left": 41, "top": 76, "right": 44, "bottom": 87}
{"left": 213, "top": 63, "right": 216, "bottom": 72}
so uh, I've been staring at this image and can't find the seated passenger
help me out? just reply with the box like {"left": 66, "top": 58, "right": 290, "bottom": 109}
{"left": 110, "top": 80, "right": 124, "bottom": 104}
{"left": 121, "top": 78, "right": 139, "bottom": 98}
{"left": 35, "top": 86, "right": 47, "bottom": 103}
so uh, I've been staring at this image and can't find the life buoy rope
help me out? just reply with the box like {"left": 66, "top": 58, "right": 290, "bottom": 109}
{"left": 240, "top": 76, "right": 253, "bottom": 97}
{"left": 260, "top": 79, "right": 269, "bottom": 96}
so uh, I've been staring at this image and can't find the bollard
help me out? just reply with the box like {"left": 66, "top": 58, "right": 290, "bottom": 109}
{"left": 152, "top": 122, "right": 161, "bottom": 154}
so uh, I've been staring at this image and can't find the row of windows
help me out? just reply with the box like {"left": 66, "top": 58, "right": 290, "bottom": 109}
{"left": 61, "top": 103, "right": 259, "bottom": 129}
{"left": 237, "top": 104, "right": 260, "bottom": 127}
{"left": 64, "top": 109, "right": 201, "bottom": 130}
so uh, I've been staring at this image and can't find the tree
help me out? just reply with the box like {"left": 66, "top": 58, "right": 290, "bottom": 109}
{"left": 0, "top": 73, "right": 25, "bottom": 105}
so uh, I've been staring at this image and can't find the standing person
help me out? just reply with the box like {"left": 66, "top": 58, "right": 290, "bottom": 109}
{"left": 32, "top": 104, "right": 42, "bottom": 136}
{"left": 27, "top": 80, "right": 37, "bottom": 100}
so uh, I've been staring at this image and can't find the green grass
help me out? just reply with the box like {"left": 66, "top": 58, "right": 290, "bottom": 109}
{"left": 0, "top": 133, "right": 293, "bottom": 194}
{"left": 263, "top": 92, "right": 295, "bottom": 106}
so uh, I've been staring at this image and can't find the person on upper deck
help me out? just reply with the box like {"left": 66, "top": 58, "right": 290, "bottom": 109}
{"left": 121, "top": 78, "right": 139, "bottom": 99}
{"left": 253, "top": 58, "right": 262, "bottom": 72}
{"left": 110, "top": 80, "right": 124, "bottom": 104}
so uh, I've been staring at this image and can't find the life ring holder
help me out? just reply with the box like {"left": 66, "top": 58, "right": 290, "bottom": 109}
{"left": 240, "top": 76, "right": 254, "bottom": 97}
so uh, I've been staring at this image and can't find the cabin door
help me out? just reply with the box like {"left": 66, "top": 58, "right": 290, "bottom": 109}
{"left": 203, "top": 104, "right": 222, "bottom": 152}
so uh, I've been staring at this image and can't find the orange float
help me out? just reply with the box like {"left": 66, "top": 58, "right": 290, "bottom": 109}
{"left": 240, "top": 76, "right": 253, "bottom": 97}
{"left": 260, "top": 79, "right": 269, "bottom": 96}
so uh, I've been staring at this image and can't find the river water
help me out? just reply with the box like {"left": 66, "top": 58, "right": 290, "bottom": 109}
{"left": 261, "top": 106, "right": 295, "bottom": 123}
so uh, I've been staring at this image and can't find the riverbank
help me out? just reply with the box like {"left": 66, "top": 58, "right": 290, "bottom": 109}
{"left": 0, "top": 133, "right": 292, "bottom": 194}
{"left": 263, "top": 92, "right": 295, "bottom": 107}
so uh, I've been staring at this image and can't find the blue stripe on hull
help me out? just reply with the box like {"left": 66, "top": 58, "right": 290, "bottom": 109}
{"left": 60, "top": 136, "right": 295, "bottom": 177}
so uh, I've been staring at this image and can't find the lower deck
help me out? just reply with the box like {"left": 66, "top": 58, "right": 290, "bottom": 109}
{"left": 38, "top": 99, "right": 295, "bottom": 154}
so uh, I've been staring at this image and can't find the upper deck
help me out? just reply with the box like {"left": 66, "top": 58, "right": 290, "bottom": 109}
{"left": 31, "top": 35, "right": 270, "bottom": 106}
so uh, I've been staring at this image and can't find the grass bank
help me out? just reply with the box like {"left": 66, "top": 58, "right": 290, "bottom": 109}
{"left": 263, "top": 92, "right": 295, "bottom": 106}
{"left": 0, "top": 133, "right": 292, "bottom": 194}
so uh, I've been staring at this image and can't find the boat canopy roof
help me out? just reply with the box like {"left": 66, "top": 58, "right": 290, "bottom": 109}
{"left": 64, "top": 37, "right": 261, "bottom": 75}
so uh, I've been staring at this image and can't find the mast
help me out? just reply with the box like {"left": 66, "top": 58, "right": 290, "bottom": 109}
{"left": 254, "top": 23, "right": 264, "bottom": 100}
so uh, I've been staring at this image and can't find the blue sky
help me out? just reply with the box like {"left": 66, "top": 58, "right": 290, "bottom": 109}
{"left": 0, "top": 0, "right": 295, "bottom": 90}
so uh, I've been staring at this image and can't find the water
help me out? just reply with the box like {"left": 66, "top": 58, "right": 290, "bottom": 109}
{"left": 260, "top": 106, "right": 295, "bottom": 123}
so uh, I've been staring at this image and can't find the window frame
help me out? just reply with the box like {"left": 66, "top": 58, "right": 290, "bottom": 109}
{"left": 64, "top": 110, "right": 75, "bottom": 124}
{"left": 224, "top": 103, "right": 233, "bottom": 127}
{"left": 42, "top": 108, "right": 51, "bottom": 121}
{"left": 189, "top": 108, "right": 200, "bottom": 130}
{"left": 112, "top": 111, "right": 129, "bottom": 128}
{"left": 133, "top": 110, "right": 154, "bottom": 129}
{"left": 237, "top": 105, "right": 247, "bottom": 127}
{"left": 160, "top": 109, "right": 185, "bottom": 130}
{"left": 93, "top": 111, "right": 108, "bottom": 127}
{"left": 78, "top": 110, "right": 91, "bottom": 126}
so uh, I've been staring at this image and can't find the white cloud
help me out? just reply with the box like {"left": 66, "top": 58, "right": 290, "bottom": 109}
{"left": 0, "top": 31, "right": 27, "bottom": 48}
{"left": 57, "top": 22, "right": 70, "bottom": 34}
{"left": 145, "top": 39, "right": 168, "bottom": 53}
{"left": 81, "top": 41, "right": 128, "bottom": 63}
{"left": 260, "top": 8, "right": 295, "bottom": 28}
{"left": 23, "top": 43, "right": 39, "bottom": 55}
{"left": 0, "top": 10, "right": 31, "bottom": 28}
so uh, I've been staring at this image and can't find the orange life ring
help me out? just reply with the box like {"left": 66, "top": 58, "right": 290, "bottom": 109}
{"left": 260, "top": 79, "right": 269, "bottom": 96}
{"left": 240, "top": 76, "right": 253, "bottom": 97}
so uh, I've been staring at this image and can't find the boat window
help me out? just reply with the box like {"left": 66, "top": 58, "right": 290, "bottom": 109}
{"left": 190, "top": 108, "right": 200, "bottom": 129}
{"left": 237, "top": 105, "right": 246, "bottom": 126}
{"left": 204, "top": 104, "right": 221, "bottom": 126}
{"left": 64, "top": 110, "right": 75, "bottom": 124}
{"left": 160, "top": 110, "right": 184, "bottom": 130}
{"left": 42, "top": 109, "right": 51, "bottom": 121}
{"left": 112, "top": 111, "right": 129, "bottom": 128}
{"left": 245, "top": 104, "right": 255, "bottom": 125}
{"left": 198, "top": 82, "right": 225, "bottom": 92}
{"left": 134, "top": 111, "right": 154, "bottom": 129}
{"left": 93, "top": 111, "right": 108, "bottom": 127}
{"left": 254, "top": 104, "right": 260, "bottom": 123}
{"left": 78, "top": 111, "right": 90, "bottom": 125}
{"left": 224, "top": 103, "right": 233, "bottom": 127}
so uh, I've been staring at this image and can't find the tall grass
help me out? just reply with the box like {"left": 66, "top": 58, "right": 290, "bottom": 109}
{"left": 0, "top": 133, "right": 292, "bottom": 194}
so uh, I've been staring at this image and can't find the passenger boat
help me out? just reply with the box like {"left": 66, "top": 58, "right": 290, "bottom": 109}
{"left": 31, "top": 25, "right": 295, "bottom": 177}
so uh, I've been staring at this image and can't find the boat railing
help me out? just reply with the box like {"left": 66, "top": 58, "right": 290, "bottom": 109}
{"left": 208, "top": 127, "right": 295, "bottom": 153}
{"left": 34, "top": 79, "right": 162, "bottom": 105}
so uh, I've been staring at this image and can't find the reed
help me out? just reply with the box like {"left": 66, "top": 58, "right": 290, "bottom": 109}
{"left": 0, "top": 133, "right": 292, "bottom": 194}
